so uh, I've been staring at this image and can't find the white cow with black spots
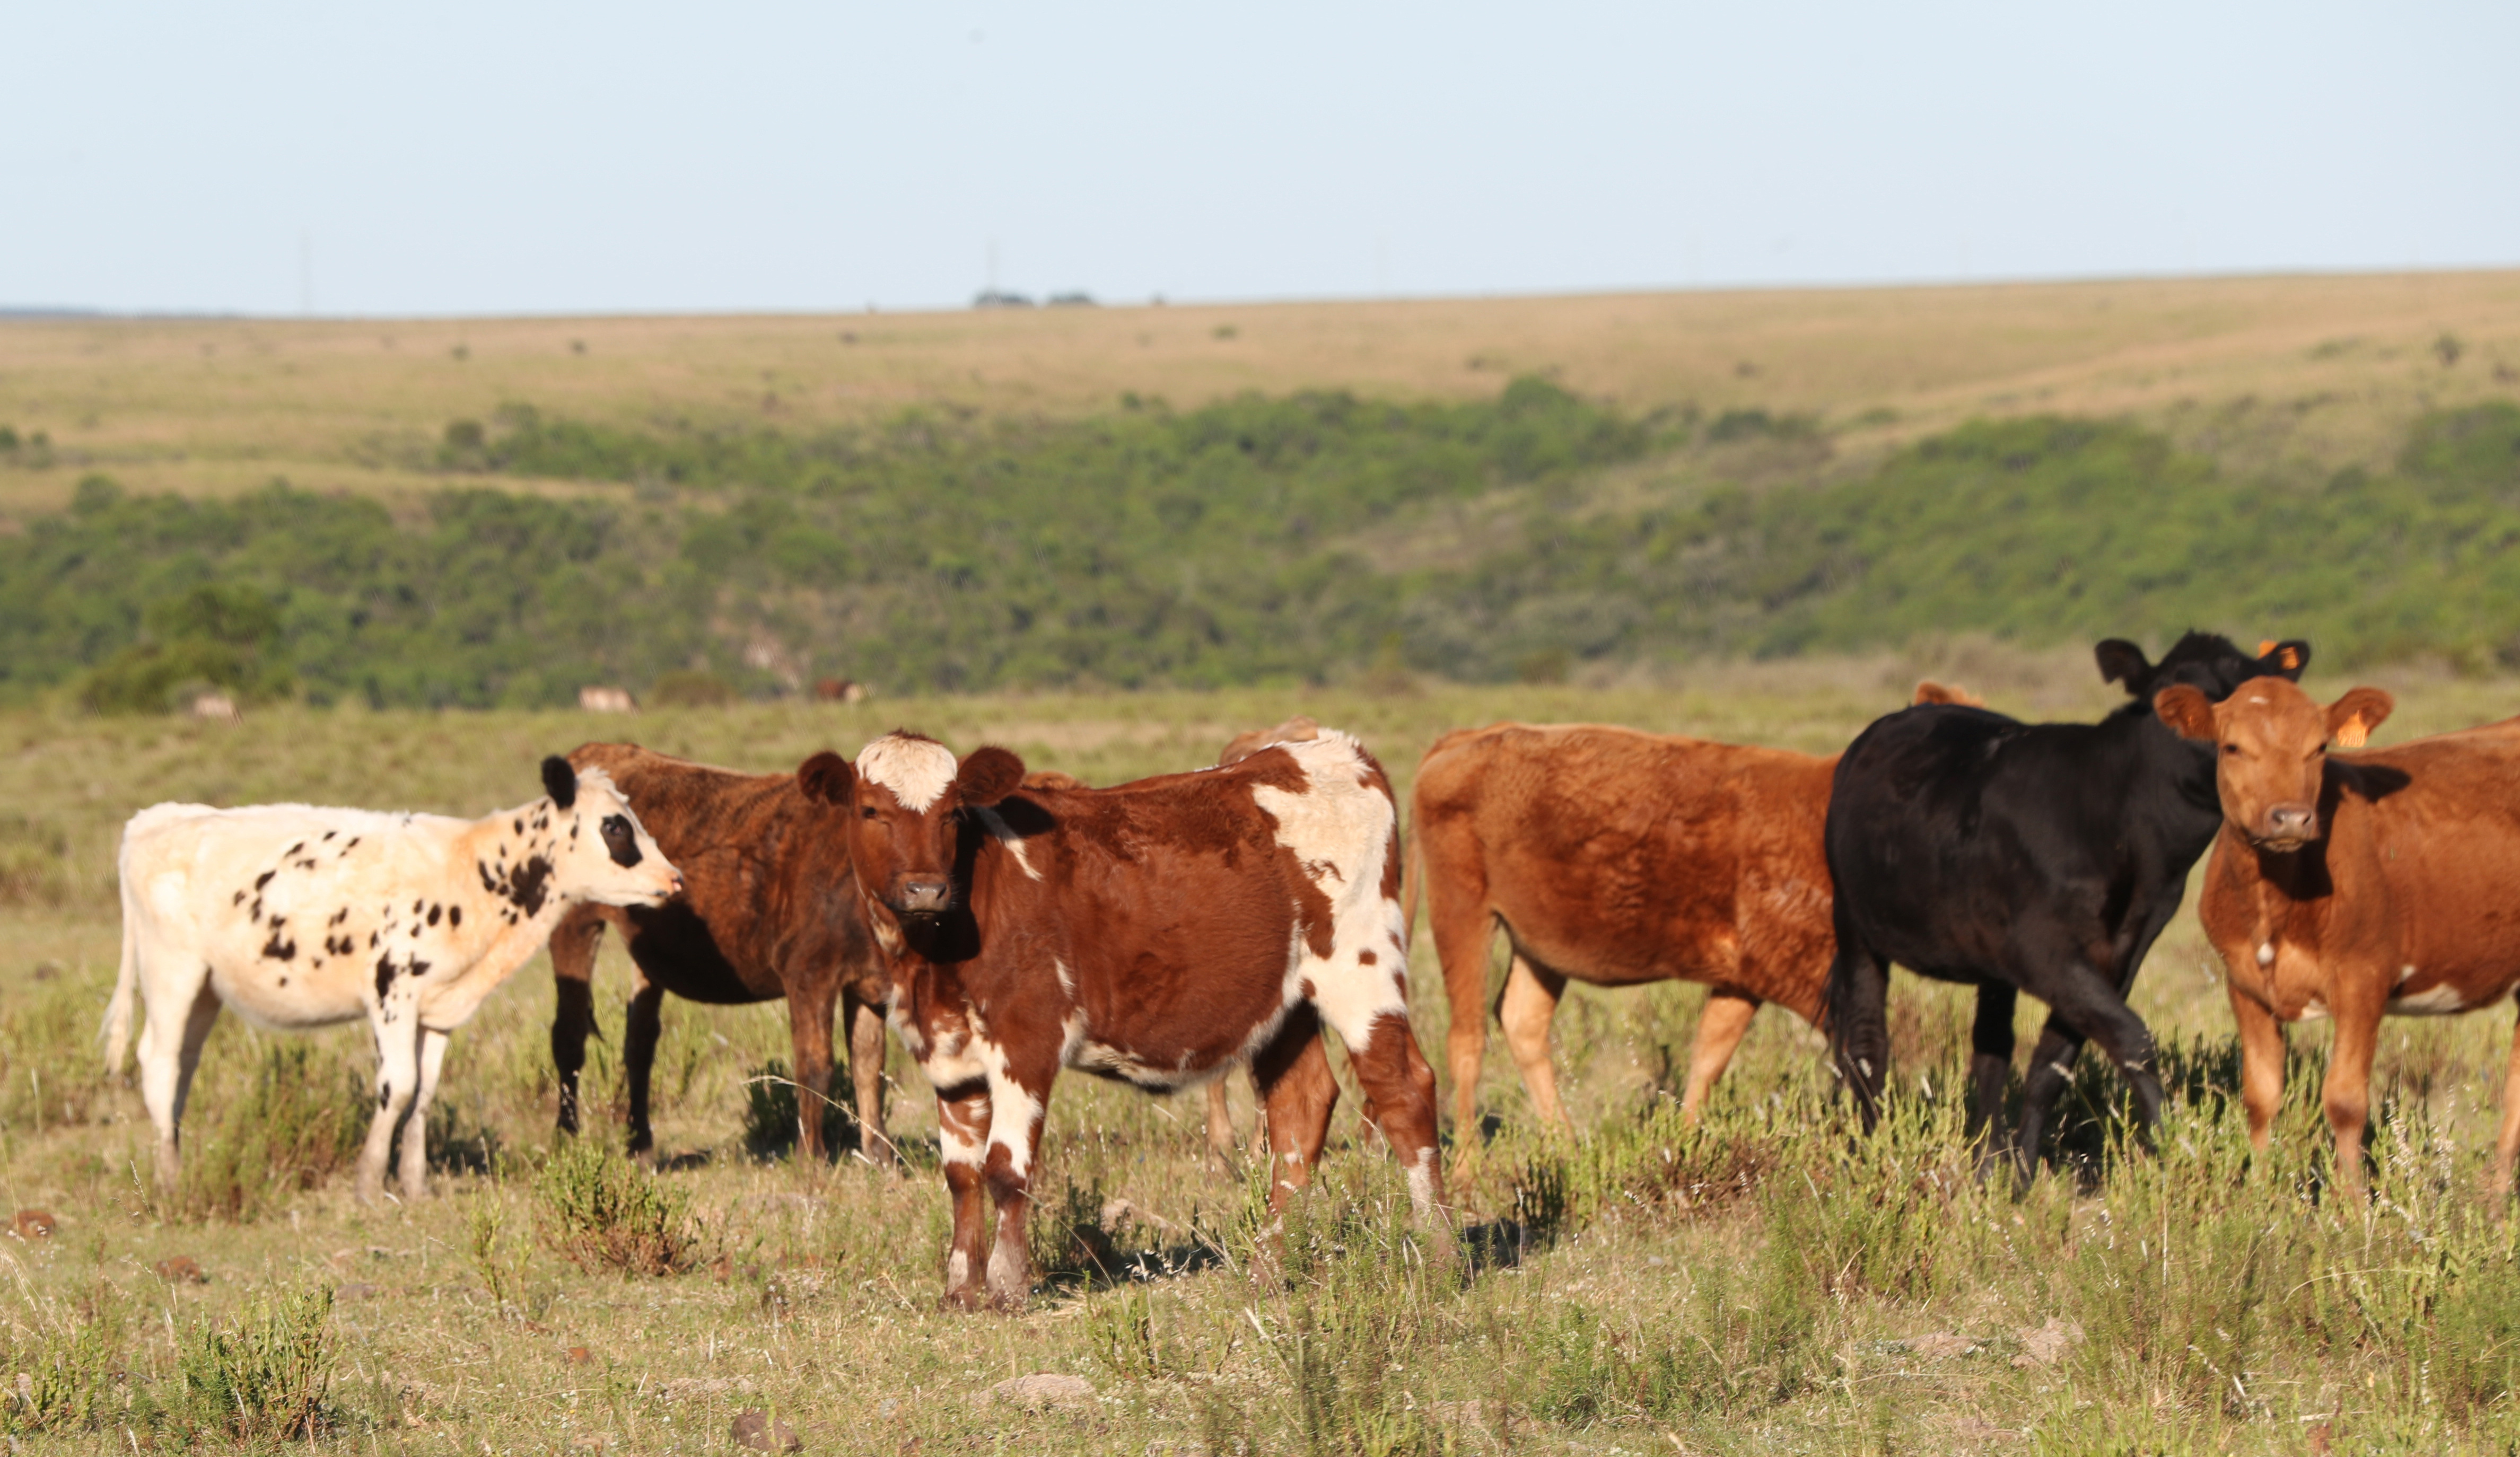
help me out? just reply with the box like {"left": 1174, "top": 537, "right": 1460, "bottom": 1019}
{"left": 105, "top": 757, "right": 682, "bottom": 1203}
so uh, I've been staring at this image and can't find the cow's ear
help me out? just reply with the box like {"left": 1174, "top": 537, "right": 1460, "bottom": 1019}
{"left": 2095, "top": 639, "right": 2152, "bottom": 692}
{"left": 541, "top": 756, "right": 579, "bottom": 810}
{"left": 2153, "top": 686, "right": 2218, "bottom": 741}
{"left": 2327, "top": 687, "right": 2393, "bottom": 749}
{"left": 2261, "top": 638, "right": 2311, "bottom": 680}
{"left": 797, "top": 751, "right": 855, "bottom": 806}
{"left": 955, "top": 746, "right": 1027, "bottom": 808}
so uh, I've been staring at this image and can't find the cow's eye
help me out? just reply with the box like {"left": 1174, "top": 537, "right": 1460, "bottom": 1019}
{"left": 861, "top": 806, "right": 879, "bottom": 821}
{"left": 2221, "top": 743, "right": 2241, "bottom": 756}
{"left": 600, "top": 815, "right": 641, "bottom": 867}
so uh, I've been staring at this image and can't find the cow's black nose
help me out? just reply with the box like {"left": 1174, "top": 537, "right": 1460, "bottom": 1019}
{"left": 899, "top": 881, "right": 951, "bottom": 914}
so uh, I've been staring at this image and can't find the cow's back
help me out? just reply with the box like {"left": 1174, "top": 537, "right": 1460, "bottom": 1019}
{"left": 981, "top": 733, "right": 1401, "bottom": 1081}
{"left": 566, "top": 743, "right": 861, "bottom": 1001}
{"left": 1414, "top": 722, "right": 1836, "bottom": 1017}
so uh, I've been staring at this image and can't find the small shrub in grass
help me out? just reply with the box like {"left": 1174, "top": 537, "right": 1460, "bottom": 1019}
{"left": 173, "top": 1040, "right": 368, "bottom": 1221}
{"left": 0, "top": 1283, "right": 133, "bottom": 1436}
{"left": 177, "top": 1284, "right": 337, "bottom": 1442}
{"left": 534, "top": 1137, "right": 705, "bottom": 1275}
{"left": 740, "top": 1058, "right": 843, "bottom": 1160}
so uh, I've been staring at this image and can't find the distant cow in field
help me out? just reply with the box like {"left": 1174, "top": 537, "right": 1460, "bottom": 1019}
{"left": 2160, "top": 677, "right": 2520, "bottom": 1194}
{"left": 549, "top": 743, "right": 895, "bottom": 1165}
{"left": 107, "top": 758, "right": 680, "bottom": 1202}
{"left": 798, "top": 728, "right": 1446, "bottom": 1310}
{"left": 1824, "top": 634, "right": 2309, "bottom": 1178}
{"left": 813, "top": 679, "right": 870, "bottom": 705}
{"left": 579, "top": 686, "right": 637, "bottom": 714}
{"left": 1410, "top": 684, "right": 1977, "bottom": 1135}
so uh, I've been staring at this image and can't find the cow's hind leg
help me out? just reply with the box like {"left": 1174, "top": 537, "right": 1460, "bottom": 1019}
{"left": 1204, "top": 1079, "right": 1239, "bottom": 1163}
{"left": 138, "top": 970, "right": 223, "bottom": 1192}
{"left": 1967, "top": 981, "right": 2018, "bottom": 1175}
{"left": 2493, "top": 998, "right": 2520, "bottom": 1200}
{"left": 844, "top": 993, "right": 897, "bottom": 1169}
{"left": 935, "top": 1082, "right": 993, "bottom": 1311}
{"left": 1681, "top": 989, "right": 1762, "bottom": 1122}
{"left": 549, "top": 908, "right": 608, "bottom": 1137}
{"left": 1498, "top": 954, "right": 1572, "bottom": 1131}
{"left": 397, "top": 1028, "right": 452, "bottom": 1201}
{"left": 622, "top": 971, "right": 667, "bottom": 1157}
{"left": 1252, "top": 1006, "right": 1338, "bottom": 1214}
{"left": 1419, "top": 835, "right": 1497, "bottom": 1137}
{"left": 1824, "top": 937, "right": 1893, "bottom": 1133}
{"left": 360, "top": 1013, "right": 425, "bottom": 1204}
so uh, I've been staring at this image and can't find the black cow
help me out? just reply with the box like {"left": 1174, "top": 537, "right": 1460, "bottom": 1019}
{"left": 1822, "top": 633, "right": 2309, "bottom": 1177}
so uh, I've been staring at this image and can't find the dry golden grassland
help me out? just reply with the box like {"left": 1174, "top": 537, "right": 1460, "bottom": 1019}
{"left": 8, "top": 656, "right": 2520, "bottom": 1452}
{"left": 2, "top": 271, "right": 2516, "bottom": 511}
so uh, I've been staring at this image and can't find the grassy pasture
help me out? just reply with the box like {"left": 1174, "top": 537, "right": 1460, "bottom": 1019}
{"left": 2, "top": 271, "right": 2517, "bottom": 513}
{"left": 8, "top": 657, "right": 2520, "bottom": 1451}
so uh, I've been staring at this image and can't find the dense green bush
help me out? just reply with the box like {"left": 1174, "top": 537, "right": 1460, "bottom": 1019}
{"left": 2, "top": 390, "right": 2517, "bottom": 708}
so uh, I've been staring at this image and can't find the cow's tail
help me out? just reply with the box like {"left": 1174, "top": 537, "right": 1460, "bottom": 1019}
{"left": 102, "top": 859, "right": 141, "bottom": 1075}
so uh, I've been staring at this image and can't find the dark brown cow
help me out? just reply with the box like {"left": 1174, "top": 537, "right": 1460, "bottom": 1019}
{"left": 1411, "top": 683, "right": 1972, "bottom": 1134}
{"left": 2157, "top": 676, "right": 2520, "bottom": 1193}
{"left": 797, "top": 728, "right": 1446, "bottom": 1311}
{"left": 548, "top": 744, "right": 892, "bottom": 1165}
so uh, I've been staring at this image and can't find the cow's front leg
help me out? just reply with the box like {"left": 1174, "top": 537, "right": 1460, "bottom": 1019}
{"left": 140, "top": 977, "right": 224, "bottom": 1192}
{"left": 622, "top": 972, "right": 666, "bottom": 1158}
{"left": 982, "top": 1057, "right": 1055, "bottom": 1312}
{"left": 845, "top": 994, "right": 897, "bottom": 1169}
{"left": 397, "top": 1028, "right": 453, "bottom": 1201}
{"left": 549, "top": 909, "right": 608, "bottom": 1137}
{"left": 935, "top": 1082, "right": 993, "bottom": 1311}
{"left": 786, "top": 975, "right": 841, "bottom": 1162}
{"left": 360, "top": 1011, "right": 424, "bottom": 1204}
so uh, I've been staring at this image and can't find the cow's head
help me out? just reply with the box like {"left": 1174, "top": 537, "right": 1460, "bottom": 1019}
{"left": 795, "top": 733, "right": 1027, "bottom": 921}
{"left": 2152, "top": 678, "right": 2392, "bottom": 850}
{"left": 539, "top": 756, "right": 683, "bottom": 906}
{"left": 2097, "top": 632, "right": 2311, "bottom": 706}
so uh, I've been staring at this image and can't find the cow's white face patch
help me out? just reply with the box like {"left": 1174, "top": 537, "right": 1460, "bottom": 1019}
{"left": 859, "top": 735, "right": 959, "bottom": 813}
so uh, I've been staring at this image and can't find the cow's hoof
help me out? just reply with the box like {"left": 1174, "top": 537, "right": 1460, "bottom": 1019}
{"left": 938, "top": 1288, "right": 985, "bottom": 1313}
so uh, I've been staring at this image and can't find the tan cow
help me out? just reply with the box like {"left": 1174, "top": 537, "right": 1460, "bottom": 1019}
{"left": 2155, "top": 675, "right": 2520, "bottom": 1193}
{"left": 1412, "top": 684, "right": 1970, "bottom": 1134}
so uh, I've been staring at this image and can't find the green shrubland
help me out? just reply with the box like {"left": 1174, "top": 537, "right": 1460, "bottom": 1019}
{"left": 8, "top": 382, "right": 2516, "bottom": 710}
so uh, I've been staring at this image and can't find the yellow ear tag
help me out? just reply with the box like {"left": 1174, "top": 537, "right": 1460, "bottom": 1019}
{"left": 2334, "top": 718, "right": 2368, "bottom": 749}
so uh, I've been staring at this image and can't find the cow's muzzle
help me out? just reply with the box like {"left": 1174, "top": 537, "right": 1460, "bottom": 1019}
{"left": 892, "top": 880, "right": 953, "bottom": 917}
{"left": 2250, "top": 803, "right": 2319, "bottom": 850}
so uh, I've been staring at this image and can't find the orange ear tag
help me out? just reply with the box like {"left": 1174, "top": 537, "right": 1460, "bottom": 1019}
{"left": 2334, "top": 718, "right": 2368, "bottom": 749}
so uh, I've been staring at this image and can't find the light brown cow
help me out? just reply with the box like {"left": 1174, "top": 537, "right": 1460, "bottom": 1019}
{"left": 1413, "top": 684, "right": 1974, "bottom": 1134}
{"left": 2155, "top": 675, "right": 2520, "bottom": 1193}
{"left": 799, "top": 729, "right": 1446, "bottom": 1310}
{"left": 1413, "top": 724, "right": 1833, "bottom": 1131}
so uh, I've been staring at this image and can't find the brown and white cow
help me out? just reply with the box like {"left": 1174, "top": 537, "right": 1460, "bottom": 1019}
{"left": 1412, "top": 683, "right": 1973, "bottom": 1135}
{"left": 798, "top": 728, "right": 1446, "bottom": 1311}
{"left": 2156, "top": 676, "right": 2520, "bottom": 1193}
{"left": 547, "top": 744, "right": 894, "bottom": 1166}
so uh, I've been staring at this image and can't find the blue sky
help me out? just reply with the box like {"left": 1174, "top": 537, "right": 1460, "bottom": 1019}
{"left": 5, "top": 1, "right": 2514, "bottom": 315}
